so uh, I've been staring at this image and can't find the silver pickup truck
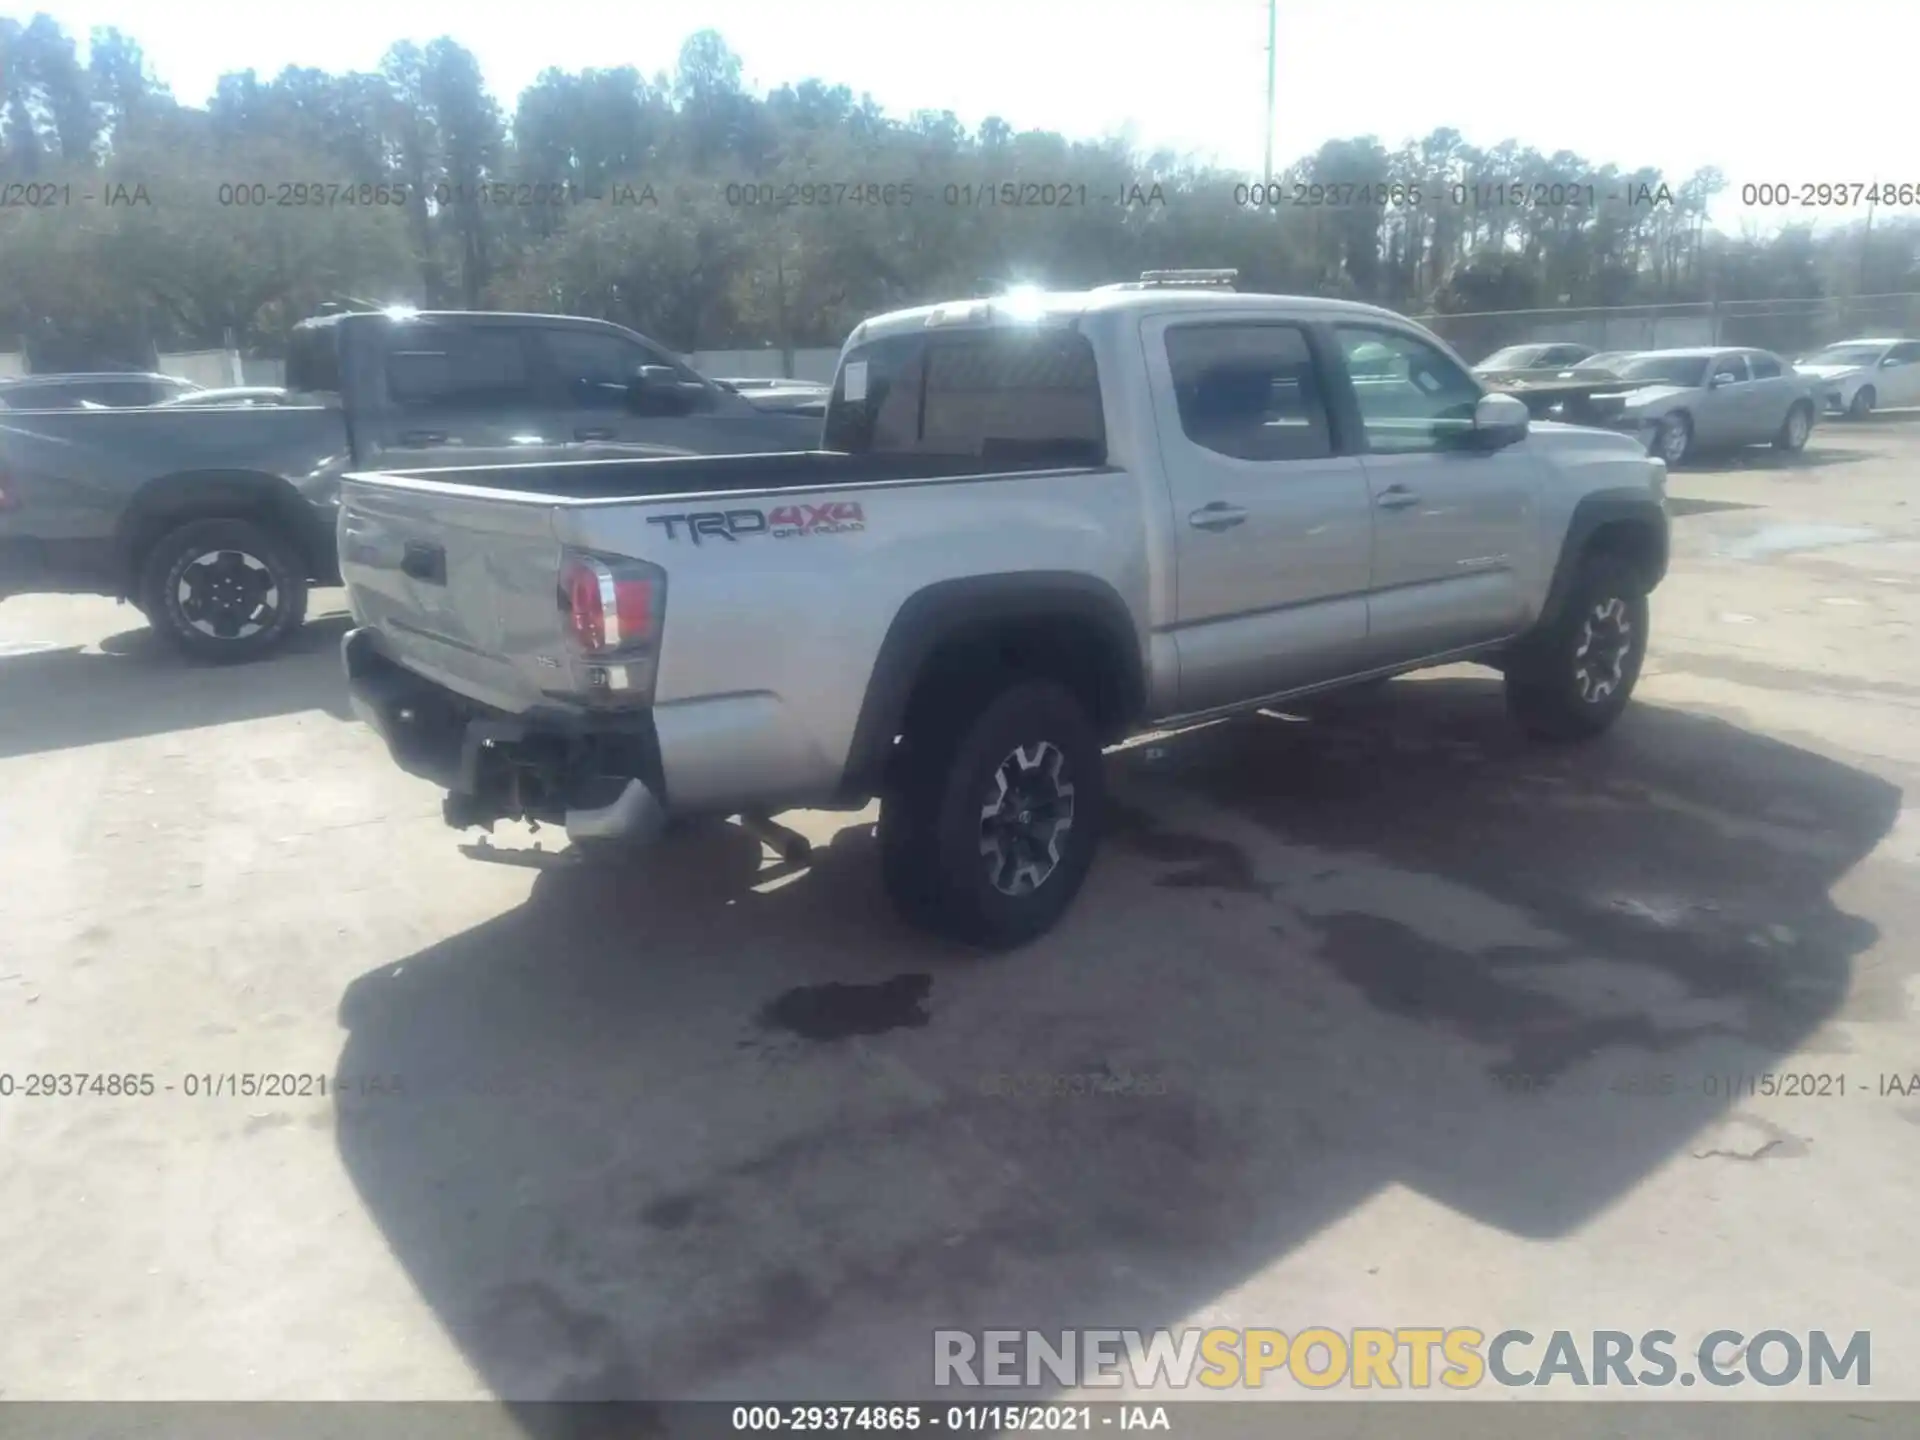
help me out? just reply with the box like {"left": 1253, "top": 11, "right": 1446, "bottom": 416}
{"left": 339, "top": 280, "right": 1670, "bottom": 948}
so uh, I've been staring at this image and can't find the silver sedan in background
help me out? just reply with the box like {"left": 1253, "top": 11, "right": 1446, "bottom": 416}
{"left": 1566, "top": 348, "right": 1821, "bottom": 466}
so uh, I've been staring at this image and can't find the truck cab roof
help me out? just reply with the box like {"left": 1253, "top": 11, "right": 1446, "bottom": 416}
{"left": 294, "top": 308, "right": 638, "bottom": 331}
{"left": 847, "top": 288, "right": 1415, "bottom": 348}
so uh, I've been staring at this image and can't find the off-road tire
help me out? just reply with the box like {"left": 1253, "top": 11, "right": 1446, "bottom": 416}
{"left": 879, "top": 678, "right": 1106, "bottom": 949}
{"left": 1504, "top": 556, "right": 1650, "bottom": 742}
{"left": 139, "top": 517, "right": 308, "bottom": 663}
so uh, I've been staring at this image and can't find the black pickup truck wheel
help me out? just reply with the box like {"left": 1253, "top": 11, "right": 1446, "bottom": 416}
{"left": 880, "top": 678, "right": 1106, "bottom": 950}
{"left": 1503, "top": 556, "right": 1649, "bottom": 741}
{"left": 139, "top": 517, "right": 308, "bottom": 663}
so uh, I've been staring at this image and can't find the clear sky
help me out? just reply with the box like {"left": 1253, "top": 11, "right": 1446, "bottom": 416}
{"left": 42, "top": 0, "right": 1913, "bottom": 232}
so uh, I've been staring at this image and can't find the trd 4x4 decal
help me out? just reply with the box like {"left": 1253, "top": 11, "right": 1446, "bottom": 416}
{"left": 646, "top": 501, "right": 866, "bottom": 544}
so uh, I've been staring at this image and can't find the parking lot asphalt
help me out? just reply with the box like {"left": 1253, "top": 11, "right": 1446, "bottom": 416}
{"left": 2, "top": 417, "right": 1918, "bottom": 1406}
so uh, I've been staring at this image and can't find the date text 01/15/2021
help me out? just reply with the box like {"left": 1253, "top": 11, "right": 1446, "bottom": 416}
{"left": 428, "top": 180, "right": 657, "bottom": 208}
{"left": 0, "top": 1072, "right": 403, "bottom": 1099}
{"left": 1233, "top": 180, "right": 1678, "bottom": 210}
{"left": 1493, "top": 1070, "right": 1920, "bottom": 1099}
{"left": 946, "top": 181, "right": 1167, "bottom": 208}
{"left": 717, "top": 181, "right": 1169, "bottom": 209}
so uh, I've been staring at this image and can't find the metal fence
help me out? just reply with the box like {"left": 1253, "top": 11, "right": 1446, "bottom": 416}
{"left": 154, "top": 351, "right": 286, "bottom": 388}
{"left": 156, "top": 349, "right": 245, "bottom": 388}
{"left": 1418, "top": 292, "right": 1920, "bottom": 366}
{"left": 688, "top": 347, "right": 842, "bottom": 382}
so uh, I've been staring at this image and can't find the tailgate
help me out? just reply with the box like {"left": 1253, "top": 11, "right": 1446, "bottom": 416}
{"left": 338, "top": 475, "right": 569, "bottom": 714}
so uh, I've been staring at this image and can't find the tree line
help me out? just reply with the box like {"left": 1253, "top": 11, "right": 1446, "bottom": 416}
{"left": 2, "top": 14, "right": 1915, "bottom": 370}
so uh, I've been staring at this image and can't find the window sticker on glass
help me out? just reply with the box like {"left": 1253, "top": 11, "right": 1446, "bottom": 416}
{"left": 844, "top": 360, "right": 869, "bottom": 403}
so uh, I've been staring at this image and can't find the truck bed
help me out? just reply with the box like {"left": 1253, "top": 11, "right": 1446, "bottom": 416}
{"left": 337, "top": 441, "right": 1121, "bottom": 726}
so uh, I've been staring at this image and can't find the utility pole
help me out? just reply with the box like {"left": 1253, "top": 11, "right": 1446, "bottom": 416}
{"left": 1860, "top": 198, "right": 1876, "bottom": 295}
{"left": 1262, "top": 0, "right": 1277, "bottom": 190}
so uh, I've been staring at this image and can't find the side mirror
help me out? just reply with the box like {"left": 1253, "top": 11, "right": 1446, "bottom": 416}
{"left": 1709, "top": 371, "right": 1737, "bottom": 389}
{"left": 1471, "top": 391, "right": 1530, "bottom": 449}
{"left": 1882, "top": 356, "right": 1903, "bottom": 369}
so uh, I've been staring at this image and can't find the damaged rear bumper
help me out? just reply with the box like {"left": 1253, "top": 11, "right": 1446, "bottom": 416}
{"left": 342, "top": 625, "right": 669, "bottom": 845}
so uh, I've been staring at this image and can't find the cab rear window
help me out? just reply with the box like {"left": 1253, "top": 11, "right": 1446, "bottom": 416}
{"left": 824, "top": 329, "right": 1106, "bottom": 467}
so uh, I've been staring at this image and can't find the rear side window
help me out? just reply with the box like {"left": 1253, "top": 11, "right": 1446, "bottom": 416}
{"left": 286, "top": 325, "right": 343, "bottom": 394}
{"left": 384, "top": 325, "right": 535, "bottom": 409}
{"left": 825, "top": 329, "right": 1106, "bottom": 466}
{"left": 1165, "top": 323, "right": 1332, "bottom": 461}
{"left": 1748, "top": 352, "right": 1782, "bottom": 379}
{"left": 8, "top": 382, "right": 77, "bottom": 408}
{"left": 43, "top": 380, "right": 149, "bottom": 407}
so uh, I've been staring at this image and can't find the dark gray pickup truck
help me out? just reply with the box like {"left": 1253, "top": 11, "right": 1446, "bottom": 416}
{"left": 0, "top": 309, "right": 819, "bottom": 661}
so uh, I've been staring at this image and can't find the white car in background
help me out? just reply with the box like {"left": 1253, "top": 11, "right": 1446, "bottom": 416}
{"left": 711, "top": 376, "right": 831, "bottom": 417}
{"left": 1794, "top": 338, "right": 1920, "bottom": 418}
{"left": 155, "top": 386, "right": 293, "bottom": 407}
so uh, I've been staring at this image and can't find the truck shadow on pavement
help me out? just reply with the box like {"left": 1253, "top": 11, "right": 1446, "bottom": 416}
{"left": 332, "top": 675, "right": 1902, "bottom": 1412}
{"left": 0, "top": 611, "right": 352, "bottom": 760}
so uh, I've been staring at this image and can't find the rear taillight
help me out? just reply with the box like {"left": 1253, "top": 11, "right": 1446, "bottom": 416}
{"left": 558, "top": 551, "right": 666, "bottom": 703}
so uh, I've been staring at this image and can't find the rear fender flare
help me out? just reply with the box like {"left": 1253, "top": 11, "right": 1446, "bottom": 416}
{"left": 835, "top": 571, "right": 1147, "bottom": 802}
{"left": 116, "top": 470, "right": 335, "bottom": 588}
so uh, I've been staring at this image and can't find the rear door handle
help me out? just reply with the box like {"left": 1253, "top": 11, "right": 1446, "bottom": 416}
{"left": 1188, "top": 502, "right": 1248, "bottom": 532}
{"left": 400, "top": 429, "right": 449, "bottom": 446}
{"left": 574, "top": 426, "right": 617, "bottom": 441}
{"left": 1376, "top": 485, "right": 1421, "bottom": 510}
